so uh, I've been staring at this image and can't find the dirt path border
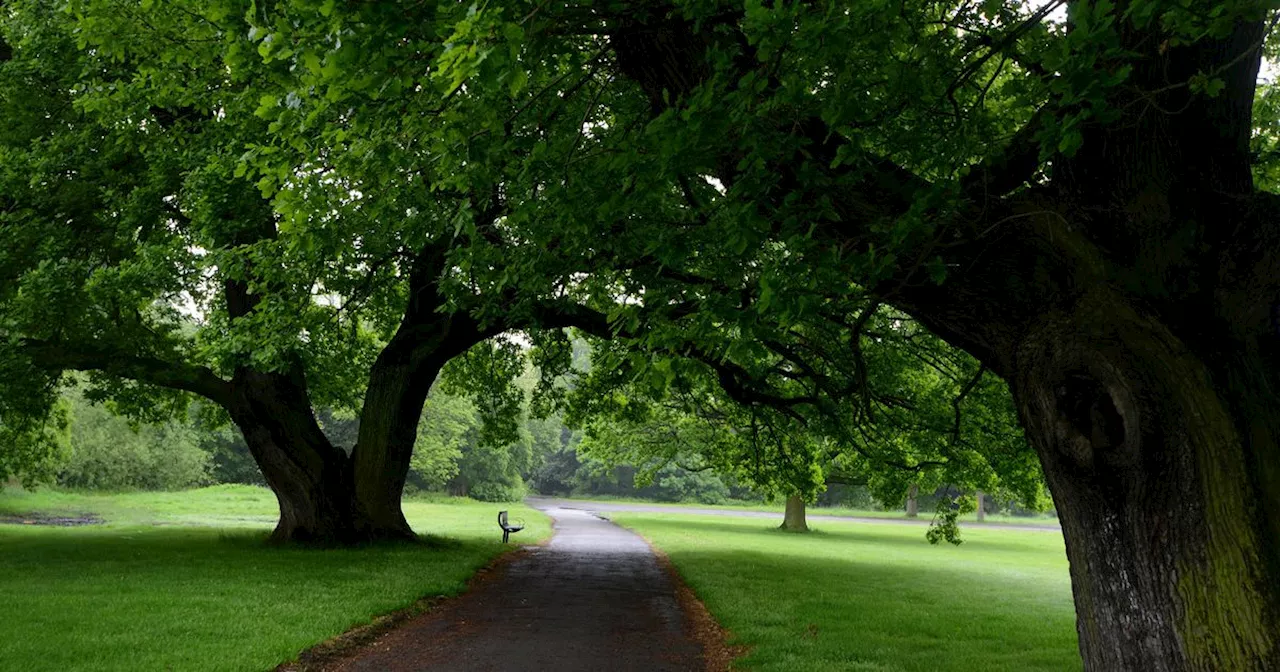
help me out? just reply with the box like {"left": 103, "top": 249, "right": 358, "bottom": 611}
{"left": 647, "top": 536, "right": 748, "bottom": 671}
{"left": 276, "top": 547, "right": 531, "bottom": 672}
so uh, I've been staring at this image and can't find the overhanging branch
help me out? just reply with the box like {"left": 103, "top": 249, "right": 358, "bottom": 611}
{"left": 20, "top": 338, "right": 233, "bottom": 406}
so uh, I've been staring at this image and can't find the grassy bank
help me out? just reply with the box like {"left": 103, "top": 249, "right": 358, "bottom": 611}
{"left": 613, "top": 512, "right": 1079, "bottom": 672}
{"left": 0, "top": 485, "right": 549, "bottom": 672}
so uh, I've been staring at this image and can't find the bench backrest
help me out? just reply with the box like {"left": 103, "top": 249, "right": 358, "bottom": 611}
{"left": 498, "top": 510, "right": 508, "bottom": 527}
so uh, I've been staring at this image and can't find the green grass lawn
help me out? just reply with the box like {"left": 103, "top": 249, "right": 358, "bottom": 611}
{"left": 554, "top": 494, "right": 1059, "bottom": 527}
{"left": 0, "top": 485, "right": 550, "bottom": 672}
{"left": 611, "top": 512, "right": 1080, "bottom": 672}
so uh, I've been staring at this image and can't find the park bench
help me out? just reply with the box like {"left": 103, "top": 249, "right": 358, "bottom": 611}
{"left": 498, "top": 510, "right": 524, "bottom": 543}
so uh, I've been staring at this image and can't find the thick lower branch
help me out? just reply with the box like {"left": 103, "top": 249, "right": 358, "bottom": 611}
{"left": 19, "top": 338, "right": 232, "bottom": 406}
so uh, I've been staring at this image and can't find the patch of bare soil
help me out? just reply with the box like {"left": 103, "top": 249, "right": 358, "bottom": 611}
{"left": 0, "top": 512, "right": 103, "bottom": 527}
{"left": 648, "top": 544, "right": 751, "bottom": 672}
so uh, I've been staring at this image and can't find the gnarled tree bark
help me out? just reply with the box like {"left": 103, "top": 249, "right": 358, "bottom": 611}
{"left": 225, "top": 367, "right": 379, "bottom": 543}
{"left": 1003, "top": 285, "right": 1280, "bottom": 670}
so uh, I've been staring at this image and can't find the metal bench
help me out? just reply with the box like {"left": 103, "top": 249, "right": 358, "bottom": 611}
{"left": 498, "top": 510, "right": 524, "bottom": 543}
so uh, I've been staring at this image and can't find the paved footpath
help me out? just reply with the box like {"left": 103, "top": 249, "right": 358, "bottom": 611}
{"left": 327, "top": 505, "right": 706, "bottom": 672}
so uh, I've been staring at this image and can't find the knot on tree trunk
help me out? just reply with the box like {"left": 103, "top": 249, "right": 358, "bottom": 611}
{"left": 1053, "top": 371, "right": 1129, "bottom": 460}
{"left": 1012, "top": 289, "right": 1279, "bottom": 669}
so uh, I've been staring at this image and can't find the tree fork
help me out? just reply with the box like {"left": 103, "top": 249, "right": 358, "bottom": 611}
{"left": 349, "top": 232, "right": 507, "bottom": 542}
{"left": 226, "top": 368, "right": 407, "bottom": 543}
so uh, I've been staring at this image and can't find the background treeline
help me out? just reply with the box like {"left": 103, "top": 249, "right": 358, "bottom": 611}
{"left": 43, "top": 376, "right": 768, "bottom": 504}
{"left": 25, "top": 372, "right": 1046, "bottom": 519}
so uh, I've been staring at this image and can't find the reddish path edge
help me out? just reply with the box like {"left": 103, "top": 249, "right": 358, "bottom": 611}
{"left": 645, "top": 538, "right": 749, "bottom": 672}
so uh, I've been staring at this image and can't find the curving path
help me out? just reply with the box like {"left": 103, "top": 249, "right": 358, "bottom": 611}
{"left": 324, "top": 505, "right": 708, "bottom": 671}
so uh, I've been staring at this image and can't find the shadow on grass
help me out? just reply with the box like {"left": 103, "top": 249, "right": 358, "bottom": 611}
{"left": 0, "top": 525, "right": 502, "bottom": 580}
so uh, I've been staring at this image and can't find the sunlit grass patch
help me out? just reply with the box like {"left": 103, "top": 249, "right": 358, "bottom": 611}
{"left": 612, "top": 513, "right": 1079, "bottom": 672}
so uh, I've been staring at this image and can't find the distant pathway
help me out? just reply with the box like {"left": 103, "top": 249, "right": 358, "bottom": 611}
{"left": 324, "top": 504, "right": 709, "bottom": 671}
{"left": 533, "top": 497, "right": 1062, "bottom": 533}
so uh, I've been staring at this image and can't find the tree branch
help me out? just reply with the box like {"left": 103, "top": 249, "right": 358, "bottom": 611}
{"left": 951, "top": 364, "right": 987, "bottom": 446}
{"left": 20, "top": 338, "right": 233, "bottom": 407}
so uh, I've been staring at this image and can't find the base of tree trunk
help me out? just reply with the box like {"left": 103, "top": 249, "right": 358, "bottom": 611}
{"left": 780, "top": 494, "right": 809, "bottom": 532}
{"left": 268, "top": 505, "right": 417, "bottom": 545}
{"left": 906, "top": 483, "right": 919, "bottom": 518}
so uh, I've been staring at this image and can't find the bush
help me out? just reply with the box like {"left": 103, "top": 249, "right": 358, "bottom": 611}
{"left": 469, "top": 478, "right": 527, "bottom": 503}
{"left": 819, "top": 484, "right": 878, "bottom": 509}
{"left": 198, "top": 427, "right": 265, "bottom": 486}
{"left": 645, "top": 466, "right": 730, "bottom": 504}
{"left": 57, "top": 397, "right": 211, "bottom": 491}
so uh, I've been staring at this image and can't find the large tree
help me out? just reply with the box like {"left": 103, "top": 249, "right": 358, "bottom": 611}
{"left": 554, "top": 2, "right": 1280, "bottom": 669}
{"left": 373, "top": 0, "right": 1276, "bottom": 667}
{"left": 0, "top": 0, "right": 590, "bottom": 542}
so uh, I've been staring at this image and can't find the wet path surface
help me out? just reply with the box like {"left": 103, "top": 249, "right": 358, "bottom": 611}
{"left": 329, "top": 506, "right": 705, "bottom": 672}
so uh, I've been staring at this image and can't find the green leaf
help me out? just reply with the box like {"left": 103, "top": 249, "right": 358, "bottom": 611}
{"left": 925, "top": 257, "right": 947, "bottom": 285}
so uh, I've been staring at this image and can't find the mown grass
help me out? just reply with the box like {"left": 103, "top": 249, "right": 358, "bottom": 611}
{"left": 554, "top": 494, "right": 1060, "bottom": 527}
{"left": 0, "top": 485, "right": 550, "bottom": 672}
{"left": 611, "top": 512, "right": 1080, "bottom": 672}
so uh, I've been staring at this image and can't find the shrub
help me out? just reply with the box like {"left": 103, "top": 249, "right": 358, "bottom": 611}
{"left": 57, "top": 397, "right": 210, "bottom": 491}
{"left": 646, "top": 466, "right": 730, "bottom": 504}
{"left": 469, "top": 478, "right": 527, "bottom": 503}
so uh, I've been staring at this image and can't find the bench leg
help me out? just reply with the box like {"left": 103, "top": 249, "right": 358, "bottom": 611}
{"left": 503, "top": 529, "right": 509, "bottom": 544}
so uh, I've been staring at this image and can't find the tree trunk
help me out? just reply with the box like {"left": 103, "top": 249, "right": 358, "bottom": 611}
{"left": 780, "top": 494, "right": 808, "bottom": 532}
{"left": 212, "top": 232, "right": 408, "bottom": 543}
{"left": 350, "top": 348, "right": 430, "bottom": 539}
{"left": 227, "top": 368, "right": 406, "bottom": 543}
{"left": 1006, "top": 291, "right": 1280, "bottom": 670}
{"left": 905, "top": 483, "right": 918, "bottom": 518}
{"left": 351, "top": 315, "right": 490, "bottom": 539}
{"left": 975, "top": 491, "right": 985, "bottom": 522}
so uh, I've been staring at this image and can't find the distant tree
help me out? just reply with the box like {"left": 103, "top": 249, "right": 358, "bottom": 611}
{"left": 528, "top": 438, "right": 582, "bottom": 497}
{"left": 406, "top": 391, "right": 469, "bottom": 493}
{"left": 197, "top": 422, "right": 265, "bottom": 487}
{"left": 0, "top": 399, "right": 69, "bottom": 489}
{"left": 566, "top": 306, "right": 1043, "bottom": 534}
